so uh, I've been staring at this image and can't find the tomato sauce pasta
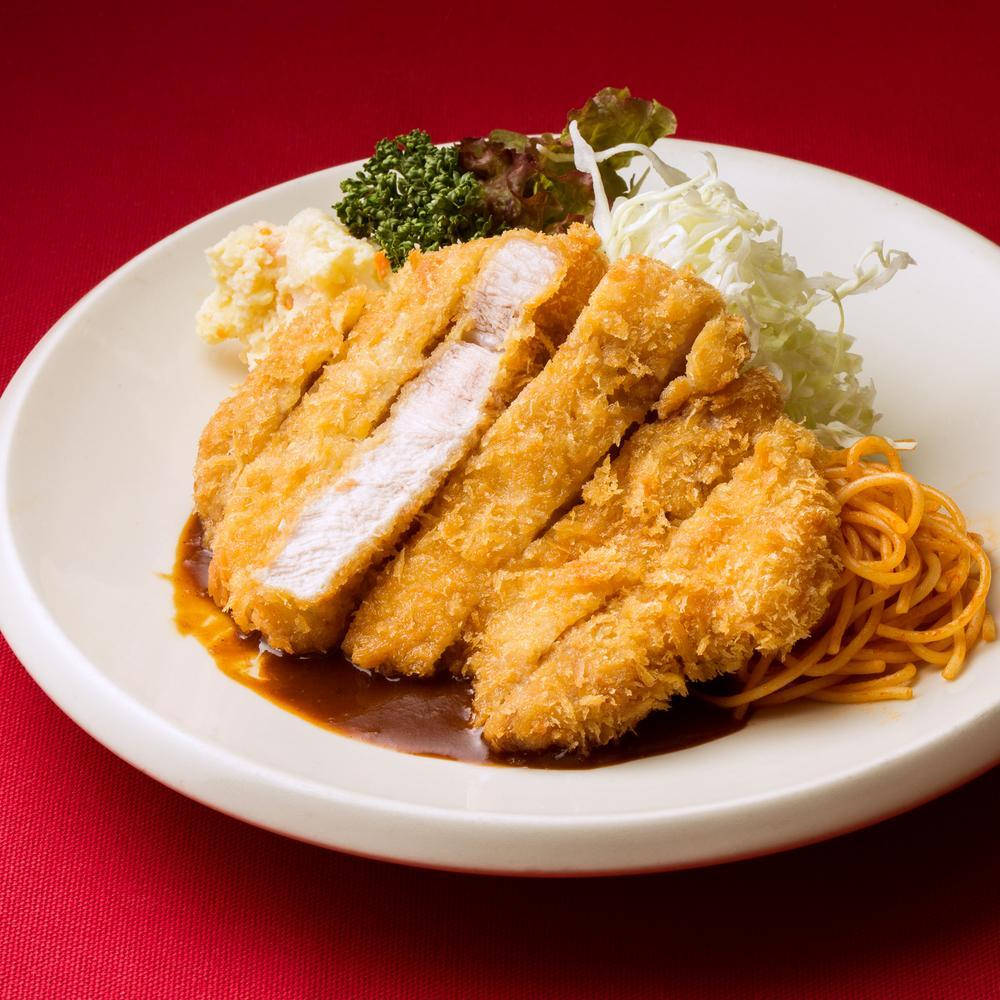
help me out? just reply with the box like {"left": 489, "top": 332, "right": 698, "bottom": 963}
{"left": 706, "top": 436, "right": 994, "bottom": 714}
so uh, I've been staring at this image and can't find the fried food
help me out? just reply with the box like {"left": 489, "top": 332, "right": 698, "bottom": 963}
{"left": 209, "top": 227, "right": 605, "bottom": 652}
{"left": 466, "top": 370, "right": 781, "bottom": 721}
{"left": 208, "top": 239, "right": 488, "bottom": 614}
{"left": 344, "top": 256, "right": 735, "bottom": 676}
{"left": 478, "top": 348, "right": 771, "bottom": 584}
{"left": 193, "top": 288, "right": 367, "bottom": 543}
{"left": 481, "top": 417, "right": 842, "bottom": 753}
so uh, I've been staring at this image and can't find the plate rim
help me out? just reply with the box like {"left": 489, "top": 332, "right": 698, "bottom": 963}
{"left": 2, "top": 139, "right": 999, "bottom": 875}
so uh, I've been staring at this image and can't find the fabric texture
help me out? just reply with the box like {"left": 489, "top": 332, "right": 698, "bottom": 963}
{"left": 2, "top": 1, "right": 998, "bottom": 997}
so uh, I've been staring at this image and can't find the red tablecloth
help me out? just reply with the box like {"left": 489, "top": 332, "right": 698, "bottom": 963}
{"left": 3, "top": 2, "right": 999, "bottom": 997}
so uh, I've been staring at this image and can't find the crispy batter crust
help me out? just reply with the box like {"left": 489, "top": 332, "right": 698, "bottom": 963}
{"left": 343, "top": 256, "right": 729, "bottom": 676}
{"left": 531, "top": 224, "right": 609, "bottom": 348}
{"left": 208, "top": 239, "right": 490, "bottom": 628}
{"left": 193, "top": 289, "right": 367, "bottom": 543}
{"left": 467, "top": 370, "right": 780, "bottom": 723}
{"left": 234, "top": 228, "right": 606, "bottom": 652}
{"left": 482, "top": 417, "right": 841, "bottom": 753}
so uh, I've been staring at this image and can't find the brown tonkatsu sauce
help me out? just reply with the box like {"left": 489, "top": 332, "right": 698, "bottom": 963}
{"left": 172, "top": 515, "right": 744, "bottom": 767}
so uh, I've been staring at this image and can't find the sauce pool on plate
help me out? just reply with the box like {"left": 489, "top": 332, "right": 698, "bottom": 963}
{"left": 172, "top": 515, "right": 744, "bottom": 767}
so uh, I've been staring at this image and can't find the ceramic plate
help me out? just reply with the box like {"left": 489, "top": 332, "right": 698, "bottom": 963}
{"left": 2, "top": 141, "right": 998, "bottom": 874}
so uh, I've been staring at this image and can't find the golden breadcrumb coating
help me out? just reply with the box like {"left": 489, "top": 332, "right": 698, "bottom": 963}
{"left": 482, "top": 417, "right": 841, "bottom": 753}
{"left": 477, "top": 345, "right": 768, "bottom": 584}
{"left": 447, "top": 225, "right": 607, "bottom": 438}
{"left": 654, "top": 311, "right": 749, "bottom": 417}
{"left": 193, "top": 289, "right": 367, "bottom": 543}
{"left": 530, "top": 224, "right": 609, "bottom": 346}
{"left": 208, "top": 238, "right": 489, "bottom": 624}
{"left": 467, "top": 370, "right": 781, "bottom": 721}
{"left": 343, "top": 256, "right": 730, "bottom": 676}
{"left": 226, "top": 227, "right": 606, "bottom": 653}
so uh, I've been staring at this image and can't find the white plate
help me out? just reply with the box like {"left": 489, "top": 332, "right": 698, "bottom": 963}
{"left": 2, "top": 141, "right": 998, "bottom": 875}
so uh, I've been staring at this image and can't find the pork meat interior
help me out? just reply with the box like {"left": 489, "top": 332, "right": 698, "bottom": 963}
{"left": 206, "top": 227, "right": 605, "bottom": 652}
{"left": 344, "top": 255, "right": 736, "bottom": 676}
{"left": 193, "top": 289, "right": 367, "bottom": 544}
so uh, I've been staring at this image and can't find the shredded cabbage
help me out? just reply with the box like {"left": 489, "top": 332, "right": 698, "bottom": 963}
{"left": 569, "top": 123, "right": 915, "bottom": 445}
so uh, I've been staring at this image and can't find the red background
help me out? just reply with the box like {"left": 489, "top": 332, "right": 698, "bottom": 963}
{"left": 3, "top": 2, "right": 999, "bottom": 997}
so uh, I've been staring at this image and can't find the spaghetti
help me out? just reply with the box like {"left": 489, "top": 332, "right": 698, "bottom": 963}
{"left": 705, "top": 436, "right": 994, "bottom": 713}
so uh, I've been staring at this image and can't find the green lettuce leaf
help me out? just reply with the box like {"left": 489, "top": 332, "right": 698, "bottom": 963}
{"left": 563, "top": 86, "right": 677, "bottom": 202}
{"left": 456, "top": 87, "right": 675, "bottom": 232}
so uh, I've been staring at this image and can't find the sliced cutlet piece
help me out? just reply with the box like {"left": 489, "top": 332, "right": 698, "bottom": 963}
{"left": 194, "top": 288, "right": 367, "bottom": 543}
{"left": 471, "top": 323, "right": 761, "bottom": 584}
{"left": 208, "top": 238, "right": 490, "bottom": 616}
{"left": 482, "top": 418, "right": 841, "bottom": 753}
{"left": 460, "top": 320, "right": 757, "bottom": 693}
{"left": 466, "top": 369, "right": 781, "bottom": 724}
{"left": 344, "top": 256, "right": 731, "bottom": 676}
{"left": 225, "top": 226, "right": 606, "bottom": 652}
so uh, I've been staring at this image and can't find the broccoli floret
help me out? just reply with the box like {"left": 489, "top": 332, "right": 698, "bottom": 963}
{"left": 334, "top": 130, "right": 496, "bottom": 269}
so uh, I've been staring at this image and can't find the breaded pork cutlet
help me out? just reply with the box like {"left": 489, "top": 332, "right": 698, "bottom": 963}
{"left": 208, "top": 239, "right": 487, "bottom": 615}
{"left": 210, "top": 227, "right": 605, "bottom": 652}
{"left": 469, "top": 329, "right": 765, "bottom": 588}
{"left": 466, "top": 370, "right": 782, "bottom": 722}
{"left": 482, "top": 418, "right": 841, "bottom": 753}
{"left": 344, "top": 256, "right": 737, "bottom": 676}
{"left": 193, "top": 289, "right": 367, "bottom": 543}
